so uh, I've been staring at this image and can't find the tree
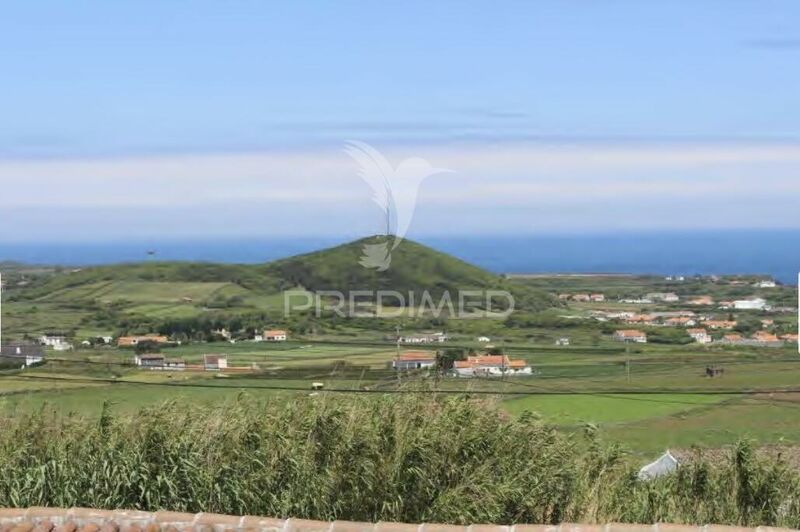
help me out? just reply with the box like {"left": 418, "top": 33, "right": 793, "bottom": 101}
{"left": 436, "top": 348, "right": 466, "bottom": 370}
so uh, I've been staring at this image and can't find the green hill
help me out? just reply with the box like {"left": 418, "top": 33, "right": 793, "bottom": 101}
{"left": 263, "top": 236, "right": 495, "bottom": 293}
{"left": 3, "top": 236, "right": 558, "bottom": 336}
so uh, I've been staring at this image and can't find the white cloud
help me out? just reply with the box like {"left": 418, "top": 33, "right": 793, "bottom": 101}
{"left": 0, "top": 140, "right": 798, "bottom": 238}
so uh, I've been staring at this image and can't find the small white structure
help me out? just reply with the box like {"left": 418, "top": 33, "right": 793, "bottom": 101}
{"left": 39, "top": 334, "right": 72, "bottom": 351}
{"left": 555, "top": 337, "right": 570, "bottom": 346}
{"left": 687, "top": 328, "right": 712, "bottom": 344}
{"left": 476, "top": 336, "right": 491, "bottom": 343}
{"left": 638, "top": 451, "right": 680, "bottom": 480}
{"left": 393, "top": 351, "right": 436, "bottom": 371}
{"left": 754, "top": 280, "right": 777, "bottom": 288}
{"left": 134, "top": 354, "right": 165, "bottom": 368}
{"left": 204, "top": 354, "right": 228, "bottom": 371}
{"left": 613, "top": 330, "right": 648, "bottom": 343}
{"left": 398, "top": 332, "right": 448, "bottom": 344}
{"left": 734, "top": 298, "right": 767, "bottom": 310}
{"left": 163, "top": 358, "right": 186, "bottom": 371}
{"left": 263, "top": 329, "right": 288, "bottom": 342}
{"left": 646, "top": 292, "right": 679, "bottom": 303}
{"left": 453, "top": 355, "right": 532, "bottom": 378}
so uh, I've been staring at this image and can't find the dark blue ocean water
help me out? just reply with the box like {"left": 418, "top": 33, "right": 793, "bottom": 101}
{"left": 1, "top": 230, "right": 798, "bottom": 284}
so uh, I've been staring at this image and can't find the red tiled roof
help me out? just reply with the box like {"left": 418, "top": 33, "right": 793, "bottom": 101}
{"left": 397, "top": 351, "right": 435, "bottom": 361}
{"left": 615, "top": 329, "right": 646, "bottom": 337}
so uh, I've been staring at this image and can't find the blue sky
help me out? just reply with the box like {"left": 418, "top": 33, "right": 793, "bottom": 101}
{"left": 1, "top": 1, "right": 800, "bottom": 240}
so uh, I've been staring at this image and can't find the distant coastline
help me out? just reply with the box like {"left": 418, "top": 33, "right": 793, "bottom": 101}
{"left": 0, "top": 229, "right": 798, "bottom": 284}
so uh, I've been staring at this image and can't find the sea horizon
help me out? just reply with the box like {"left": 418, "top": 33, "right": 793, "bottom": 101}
{"left": 1, "top": 228, "right": 798, "bottom": 285}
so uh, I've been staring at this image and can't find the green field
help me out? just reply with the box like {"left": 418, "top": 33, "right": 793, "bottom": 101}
{"left": 3, "top": 337, "right": 799, "bottom": 457}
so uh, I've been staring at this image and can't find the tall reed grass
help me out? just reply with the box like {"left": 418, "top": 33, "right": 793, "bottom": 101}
{"left": 0, "top": 392, "right": 797, "bottom": 526}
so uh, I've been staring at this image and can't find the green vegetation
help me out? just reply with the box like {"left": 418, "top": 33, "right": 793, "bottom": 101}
{"left": 1, "top": 393, "right": 799, "bottom": 527}
{"left": 1, "top": 236, "right": 558, "bottom": 339}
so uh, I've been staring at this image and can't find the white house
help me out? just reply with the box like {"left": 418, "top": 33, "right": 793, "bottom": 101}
{"left": 646, "top": 292, "right": 680, "bottom": 303}
{"left": 392, "top": 351, "right": 436, "bottom": 371}
{"left": 134, "top": 354, "right": 165, "bottom": 368}
{"left": 555, "top": 337, "right": 570, "bottom": 346}
{"left": 613, "top": 330, "right": 648, "bottom": 343}
{"left": 453, "top": 355, "right": 532, "bottom": 378}
{"left": 263, "top": 329, "right": 288, "bottom": 342}
{"left": 754, "top": 280, "right": 777, "bottom": 288}
{"left": 476, "top": 336, "right": 491, "bottom": 343}
{"left": 734, "top": 298, "right": 767, "bottom": 310}
{"left": 204, "top": 354, "right": 228, "bottom": 371}
{"left": 687, "top": 328, "right": 712, "bottom": 344}
{"left": 398, "top": 332, "right": 448, "bottom": 344}
{"left": 39, "top": 334, "right": 72, "bottom": 351}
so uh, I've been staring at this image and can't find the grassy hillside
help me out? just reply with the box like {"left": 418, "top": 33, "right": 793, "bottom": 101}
{"left": 264, "top": 236, "right": 557, "bottom": 311}
{"left": 2, "top": 236, "right": 559, "bottom": 337}
{"left": 266, "top": 236, "right": 496, "bottom": 292}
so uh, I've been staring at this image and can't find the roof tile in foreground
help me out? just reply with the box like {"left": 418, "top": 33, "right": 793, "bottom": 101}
{"left": 0, "top": 508, "right": 796, "bottom": 532}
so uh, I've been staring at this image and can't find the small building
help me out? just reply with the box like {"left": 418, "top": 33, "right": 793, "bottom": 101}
{"left": 571, "top": 294, "right": 591, "bottom": 302}
{"left": 398, "top": 332, "right": 448, "bottom": 344}
{"left": 203, "top": 354, "right": 228, "bottom": 371}
{"left": 704, "top": 320, "right": 737, "bottom": 330}
{"left": 647, "top": 292, "right": 679, "bottom": 303}
{"left": 134, "top": 354, "right": 165, "bottom": 368}
{"left": 687, "top": 328, "right": 712, "bottom": 344}
{"left": 263, "top": 329, "right": 288, "bottom": 342}
{"left": 751, "top": 331, "right": 782, "bottom": 345}
{"left": 624, "top": 314, "right": 656, "bottom": 325}
{"left": 453, "top": 355, "right": 532, "bottom": 377}
{"left": 613, "top": 329, "right": 648, "bottom": 343}
{"left": 476, "top": 336, "right": 491, "bottom": 343}
{"left": 720, "top": 333, "right": 744, "bottom": 344}
{"left": 760, "top": 319, "right": 774, "bottom": 328}
{"left": 555, "top": 337, "right": 570, "bottom": 346}
{"left": 0, "top": 344, "right": 44, "bottom": 367}
{"left": 754, "top": 280, "right": 777, "bottom": 288}
{"left": 664, "top": 317, "right": 696, "bottom": 327}
{"left": 118, "top": 335, "right": 170, "bottom": 347}
{"left": 734, "top": 298, "right": 767, "bottom": 310}
{"left": 688, "top": 296, "right": 714, "bottom": 306}
{"left": 589, "top": 294, "right": 605, "bottom": 302}
{"left": 392, "top": 351, "right": 436, "bottom": 371}
{"left": 163, "top": 358, "right": 186, "bottom": 370}
{"left": 780, "top": 334, "right": 798, "bottom": 342}
{"left": 39, "top": 334, "right": 72, "bottom": 351}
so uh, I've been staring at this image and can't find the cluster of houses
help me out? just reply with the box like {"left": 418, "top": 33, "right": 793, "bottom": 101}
{"left": 558, "top": 293, "right": 605, "bottom": 302}
{"left": 391, "top": 351, "right": 532, "bottom": 377}
{"left": 564, "top": 285, "right": 774, "bottom": 312}
{"left": 613, "top": 328, "right": 797, "bottom": 347}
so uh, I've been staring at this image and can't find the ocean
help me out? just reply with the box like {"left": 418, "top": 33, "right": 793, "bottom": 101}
{"left": 1, "top": 230, "right": 798, "bottom": 285}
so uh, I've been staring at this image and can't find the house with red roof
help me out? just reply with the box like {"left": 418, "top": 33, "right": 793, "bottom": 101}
{"left": 453, "top": 354, "right": 531, "bottom": 377}
{"left": 392, "top": 351, "right": 436, "bottom": 371}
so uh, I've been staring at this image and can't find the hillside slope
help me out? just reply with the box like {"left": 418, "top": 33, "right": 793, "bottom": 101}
{"left": 6, "top": 236, "right": 558, "bottom": 326}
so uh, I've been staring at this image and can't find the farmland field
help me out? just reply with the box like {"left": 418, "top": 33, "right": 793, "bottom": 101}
{"left": 3, "top": 338, "right": 799, "bottom": 458}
